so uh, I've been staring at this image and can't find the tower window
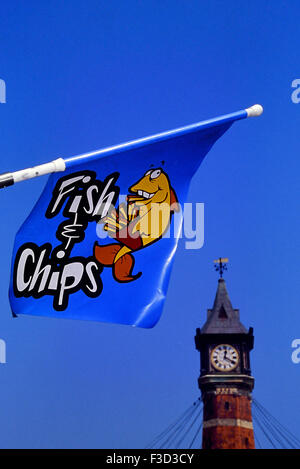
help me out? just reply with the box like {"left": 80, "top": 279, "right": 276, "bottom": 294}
{"left": 224, "top": 401, "right": 230, "bottom": 410}
{"left": 218, "top": 305, "right": 228, "bottom": 319}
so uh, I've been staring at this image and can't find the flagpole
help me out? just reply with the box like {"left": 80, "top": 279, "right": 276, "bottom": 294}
{"left": 0, "top": 104, "right": 263, "bottom": 189}
{"left": 0, "top": 158, "right": 66, "bottom": 189}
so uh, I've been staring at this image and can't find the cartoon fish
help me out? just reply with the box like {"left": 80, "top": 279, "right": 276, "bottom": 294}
{"left": 94, "top": 168, "right": 179, "bottom": 282}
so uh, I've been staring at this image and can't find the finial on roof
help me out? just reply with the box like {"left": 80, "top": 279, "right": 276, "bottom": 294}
{"left": 213, "top": 257, "right": 228, "bottom": 279}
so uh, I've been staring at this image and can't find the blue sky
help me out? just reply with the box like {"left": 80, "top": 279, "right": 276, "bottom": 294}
{"left": 0, "top": 0, "right": 299, "bottom": 448}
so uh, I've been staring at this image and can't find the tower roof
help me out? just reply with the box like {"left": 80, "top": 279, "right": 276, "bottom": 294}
{"left": 201, "top": 278, "right": 247, "bottom": 334}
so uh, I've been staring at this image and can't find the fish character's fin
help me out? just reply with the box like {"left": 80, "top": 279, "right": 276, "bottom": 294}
{"left": 94, "top": 242, "right": 142, "bottom": 282}
{"left": 170, "top": 188, "right": 180, "bottom": 213}
{"left": 113, "top": 253, "right": 142, "bottom": 283}
{"left": 94, "top": 242, "right": 121, "bottom": 266}
{"left": 114, "top": 245, "right": 131, "bottom": 263}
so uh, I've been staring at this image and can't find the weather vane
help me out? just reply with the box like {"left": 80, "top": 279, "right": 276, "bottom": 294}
{"left": 213, "top": 257, "right": 229, "bottom": 278}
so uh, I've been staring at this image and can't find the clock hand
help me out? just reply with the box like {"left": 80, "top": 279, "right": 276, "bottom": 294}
{"left": 225, "top": 357, "right": 236, "bottom": 365}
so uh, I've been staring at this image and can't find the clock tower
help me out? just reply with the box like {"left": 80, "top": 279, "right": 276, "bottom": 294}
{"left": 195, "top": 264, "right": 255, "bottom": 449}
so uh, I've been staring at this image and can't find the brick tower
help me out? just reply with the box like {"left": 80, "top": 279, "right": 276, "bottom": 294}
{"left": 195, "top": 273, "right": 255, "bottom": 449}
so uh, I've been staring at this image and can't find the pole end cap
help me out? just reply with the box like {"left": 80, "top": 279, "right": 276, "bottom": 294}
{"left": 246, "top": 104, "right": 264, "bottom": 117}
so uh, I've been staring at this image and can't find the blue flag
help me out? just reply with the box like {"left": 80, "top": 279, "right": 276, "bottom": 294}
{"left": 9, "top": 106, "right": 261, "bottom": 327}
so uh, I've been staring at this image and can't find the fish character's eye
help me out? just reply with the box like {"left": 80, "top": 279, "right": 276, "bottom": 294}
{"left": 150, "top": 169, "right": 161, "bottom": 180}
{"left": 145, "top": 170, "right": 152, "bottom": 176}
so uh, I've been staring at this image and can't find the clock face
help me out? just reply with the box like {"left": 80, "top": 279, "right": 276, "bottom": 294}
{"left": 211, "top": 344, "right": 239, "bottom": 372}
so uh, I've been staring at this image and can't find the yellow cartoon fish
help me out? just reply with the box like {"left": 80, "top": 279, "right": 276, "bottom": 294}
{"left": 94, "top": 168, "right": 179, "bottom": 282}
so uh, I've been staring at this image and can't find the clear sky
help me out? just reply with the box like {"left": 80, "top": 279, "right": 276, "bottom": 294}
{"left": 0, "top": 0, "right": 299, "bottom": 448}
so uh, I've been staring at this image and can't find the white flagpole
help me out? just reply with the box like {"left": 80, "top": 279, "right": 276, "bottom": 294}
{"left": 0, "top": 158, "right": 65, "bottom": 189}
